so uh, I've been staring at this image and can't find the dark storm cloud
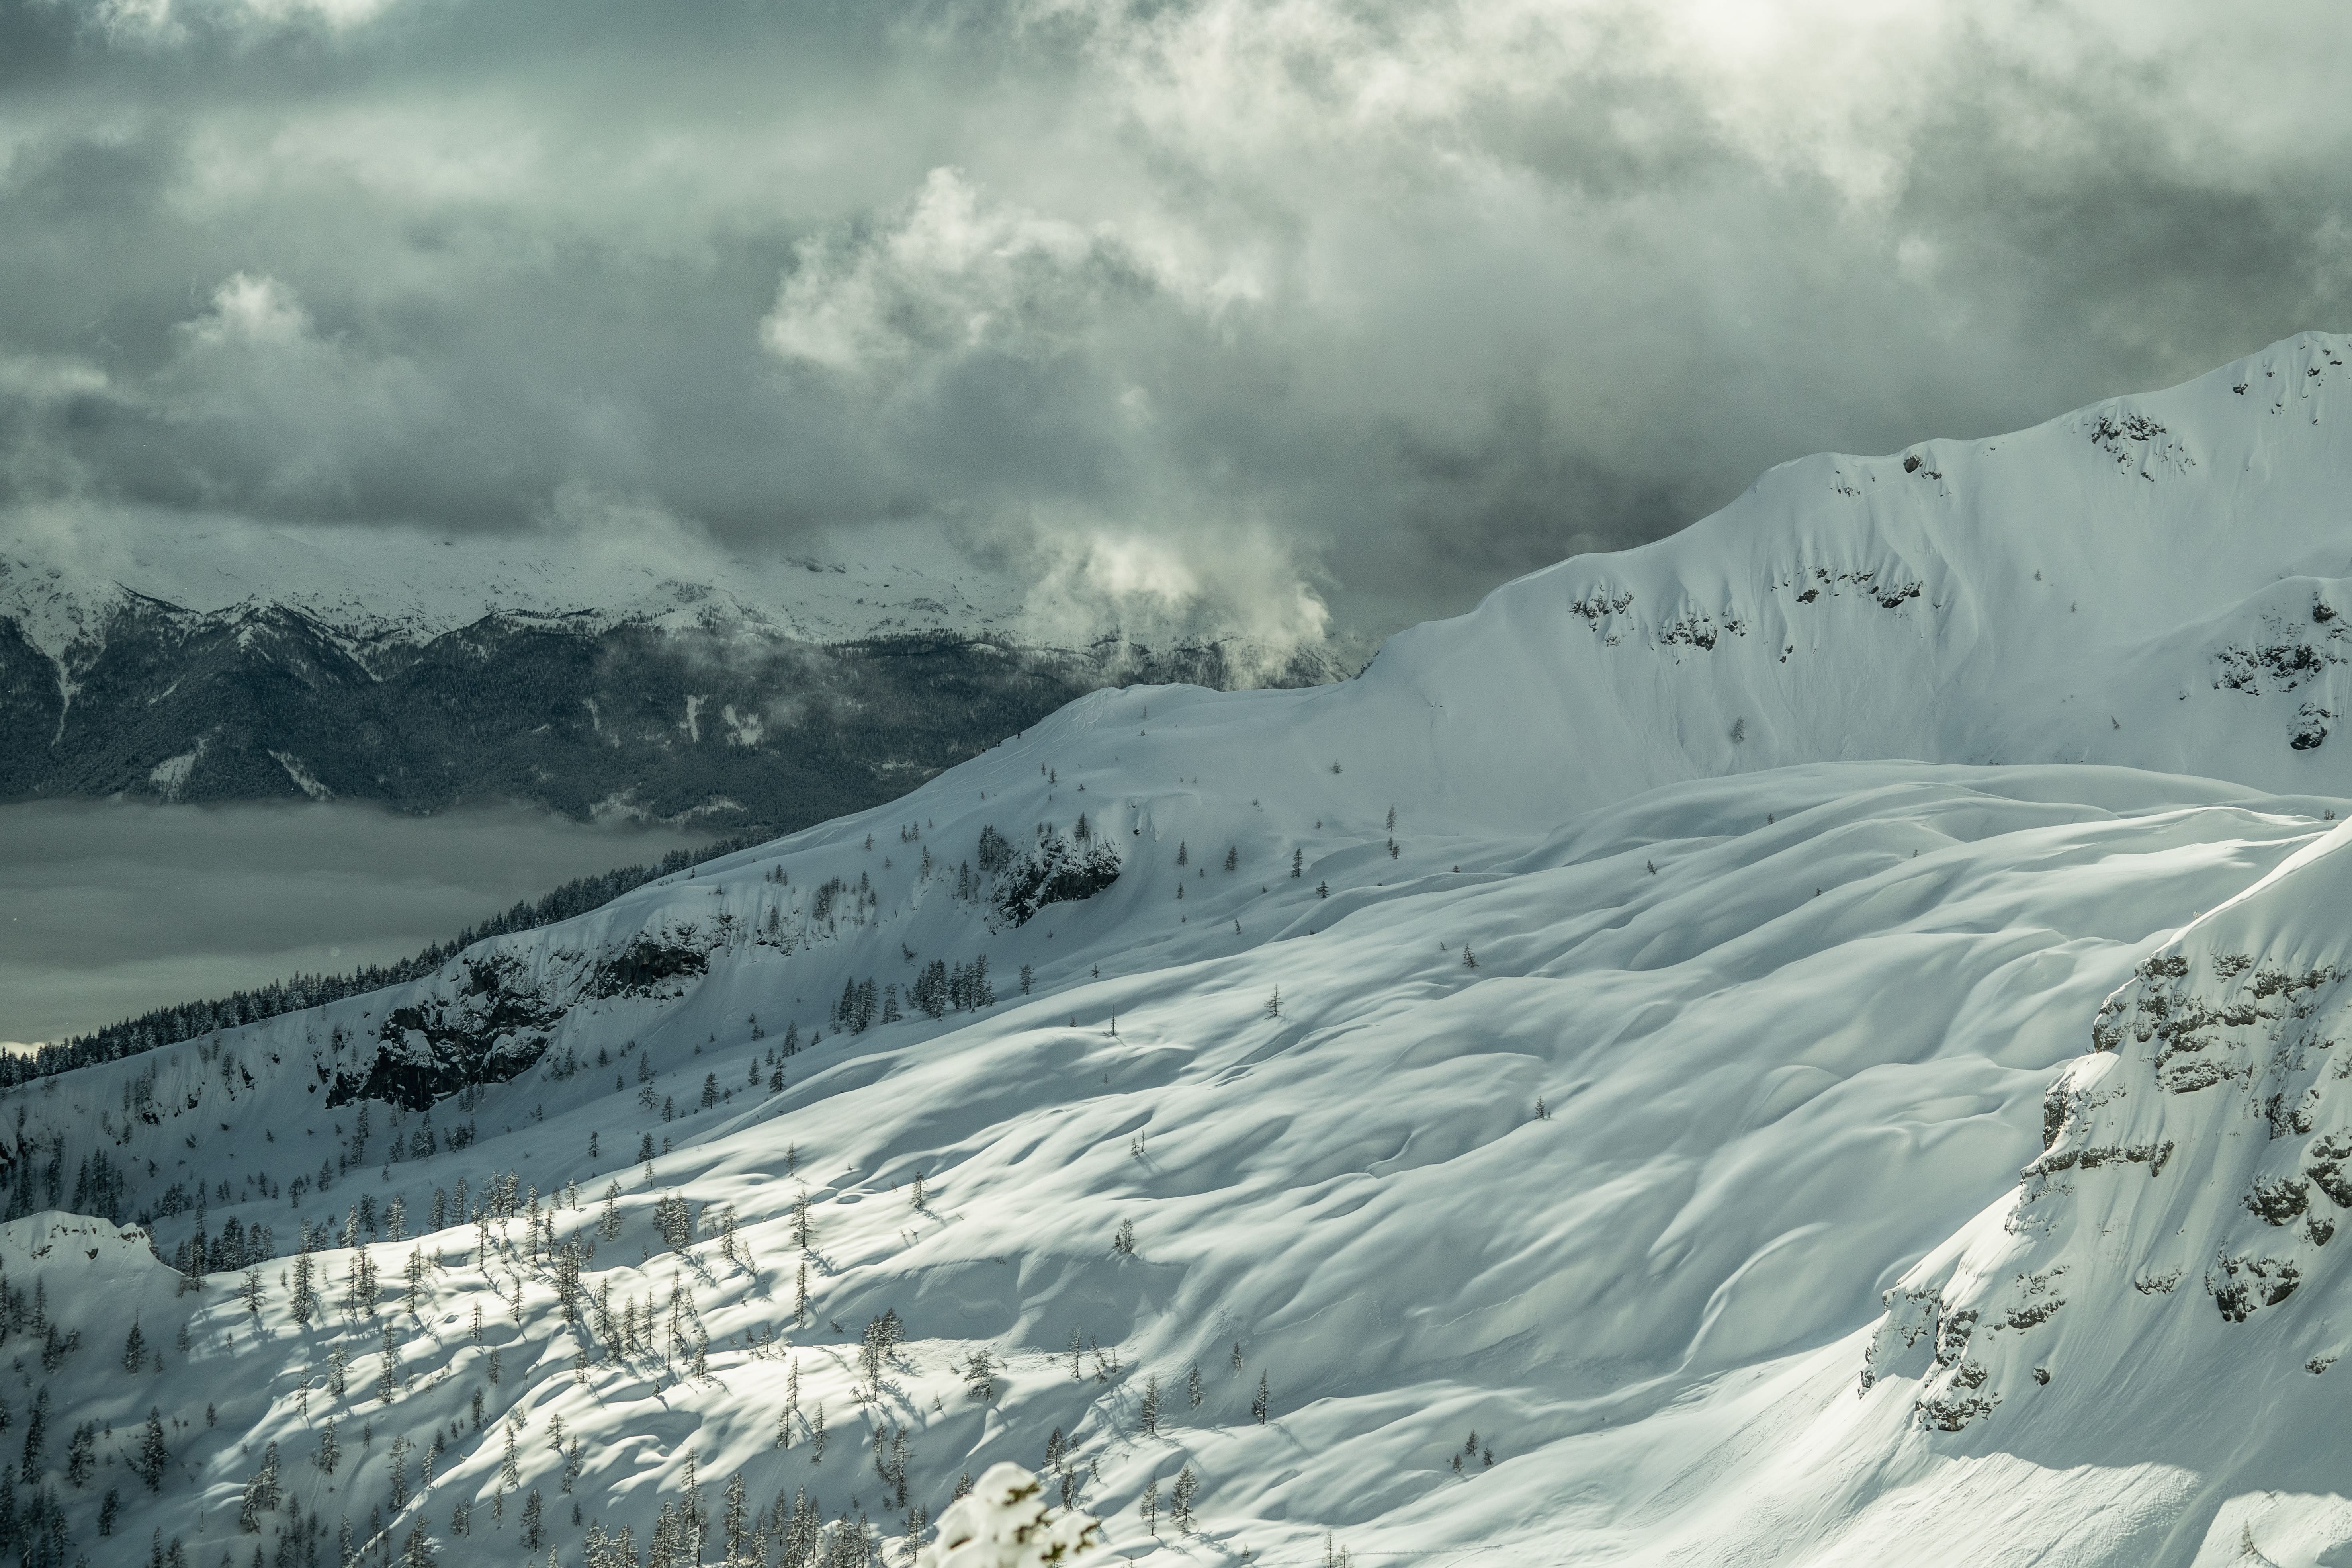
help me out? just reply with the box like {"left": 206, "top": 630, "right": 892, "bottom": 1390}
{"left": 2, "top": 0, "right": 2348, "bottom": 638}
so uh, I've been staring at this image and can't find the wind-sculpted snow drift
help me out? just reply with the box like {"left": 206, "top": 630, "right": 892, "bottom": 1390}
{"left": 10, "top": 334, "right": 2352, "bottom": 1565}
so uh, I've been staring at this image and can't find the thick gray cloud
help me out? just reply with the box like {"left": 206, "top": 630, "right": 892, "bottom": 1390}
{"left": 2, "top": 0, "right": 2348, "bottom": 638}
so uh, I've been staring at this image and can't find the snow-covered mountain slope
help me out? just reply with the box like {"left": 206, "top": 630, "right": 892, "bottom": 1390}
{"left": 14, "top": 332, "right": 2352, "bottom": 1566}
{"left": 2, "top": 731, "right": 2346, "bottom": 1565}
{"left": 1368, "top": 329, "right": 2352, "bottom": 805}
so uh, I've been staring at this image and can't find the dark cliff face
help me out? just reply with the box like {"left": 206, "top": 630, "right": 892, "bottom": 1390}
{"left": 3, "top": 597, "right": 1337, "bottom": 831}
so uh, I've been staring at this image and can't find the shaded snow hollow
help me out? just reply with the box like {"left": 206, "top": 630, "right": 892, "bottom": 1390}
{"left": 9, "top": 334, "right": 2352, "bottom": 1564}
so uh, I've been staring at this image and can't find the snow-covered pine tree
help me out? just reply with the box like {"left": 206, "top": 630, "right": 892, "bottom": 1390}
{"left": 962, "top": 1349, "right": 995, "bottom": 1404}
{"left": 1171, "top": 1464, "right": 1199, "bottom": 1532}
{"left": 135, "top": 1407, "right": 167, "bottom": 1491}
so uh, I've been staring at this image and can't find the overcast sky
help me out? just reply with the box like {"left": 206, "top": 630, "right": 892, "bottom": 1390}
{"left": 3, "top": 0, "right": 2348, "bottom": 639}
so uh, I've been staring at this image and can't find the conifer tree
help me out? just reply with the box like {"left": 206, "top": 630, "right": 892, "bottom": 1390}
{"left": 136, "top": 1407, "right": 168, "bottom": 1491}
{"left": 723, "top": 1472, "right": 749, "bottom": 1564}
{"left": 1139, "top": 1372, "right": 1161, "bottom": 1436}
{"left": 1187, "top": 1362, "right": 1204, "bottom": 1410}
{"left": 237, "top": 1441, "right": 280, "bottom": 1532}
{"left": 1171, "top": 1465, "right": 1199, "bottom": 1532}
{"left": 291, "top": 1242, "right": 317, "bottom": 1326}
{"left": 20, "top": 1387, "right": 45, "bottom": 1482}
{"left": 945, "top": 1343, "right": 991, "bottom": 1411}
{"left": 1252, "top": 1371, "right": 1270, "bottom": 1424}
{"left": 64, "top": 1421, "right": 93, "bottom": 1486}
{"left": 121, "top": 1319, "right": 147, "bottom": 1374}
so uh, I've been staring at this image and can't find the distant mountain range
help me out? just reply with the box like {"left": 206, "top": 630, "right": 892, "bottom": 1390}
{"left": 0, "top": 522, "right": 1349, "bottom": 831}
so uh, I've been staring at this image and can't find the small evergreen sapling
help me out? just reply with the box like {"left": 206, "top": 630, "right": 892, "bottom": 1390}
{"left": 962, "top": 1349, "right": 996, "bottom": 1404}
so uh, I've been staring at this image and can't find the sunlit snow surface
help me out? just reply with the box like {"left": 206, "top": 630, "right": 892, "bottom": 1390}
{"left": 14, "top": 333, "right": 2352, "bottom": 1565}
{"left": 9, "top": 752, "right": 2340, "bottom": 1566}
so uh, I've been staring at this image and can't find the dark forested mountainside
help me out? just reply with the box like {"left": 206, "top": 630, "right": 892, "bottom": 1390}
{"left": 0, "top": 596, "right": 1339, "bottom": 829}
